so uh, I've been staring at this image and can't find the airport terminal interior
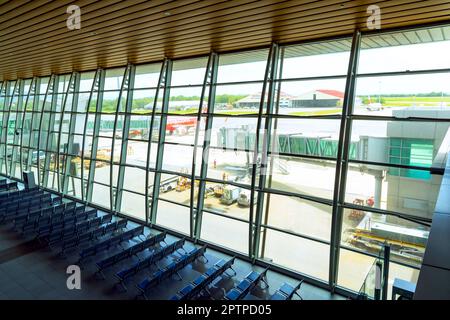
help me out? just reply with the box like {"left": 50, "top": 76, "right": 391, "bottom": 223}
{"left": 0, "top": 0, "right": 449, "bottom": 301}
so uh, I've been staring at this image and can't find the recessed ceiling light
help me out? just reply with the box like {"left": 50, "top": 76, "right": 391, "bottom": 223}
{"left": 91, "top": 32, "right": 98, "bottom": 36}
{"left": 164, "top": 11, "right": 171, "bottom": 16}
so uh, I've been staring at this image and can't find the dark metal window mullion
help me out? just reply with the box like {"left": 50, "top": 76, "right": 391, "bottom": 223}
{"left": 115, "top": 65, "right": 136, "bottom": 213}
{"left": 253, "top": 43, "right": 280, "bottom": 260}
{"left": 149, "top": 60, "right": 173, "bottom": 225}
{"left": 248, "top": 47, "right": 273, "bottom": 259}
{"left": 109, "top": 65, "right": 131, "bottom": 212}
{"left": 86, "top": 70, "right": 105, "bottom": 202}
{"left": 26, "top": 78, "right": 41, "bottom": 172}
{"left": 0, "top": 81, "right": 7, "bottom": 175}
{"left": 36, "top": 75, "right": 55, "bottom": 187}
{"left": 42, "top": 76, "right": 59, "bottom": 188}
{"left": 19, "top": 77, "right": 36, "bottom": 176}
{"left": 62, "top": 73, "right": 80, "bottom": 194}
{"left": 9, "top": 79, "right": 25, "bottom": 178}
{"left": 189, "top": 52, "right": 214, "bottom": 239}
{"left": 193, "top": 53, "right": 219, "bottom": 240}
{"left": 80, "top": 69, "right": 100, "bottom": 201}
{"left": 145, "top": 60, "right": 168, "bottom": 224}
{"left": 3, "top": 80, "right": 19, "bottom": 177}
{"left": 329, "top": 30, "right": 361, "bottom": 291}
{"left": 56, "top": 73, "right": 76, "bottom": 192}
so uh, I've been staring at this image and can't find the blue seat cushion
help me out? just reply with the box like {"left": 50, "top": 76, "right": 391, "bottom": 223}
{"left": 246, "top": 271, "right": 260, "bottom": 282}
{"left": 193, "top": 275, "right": 207, "bottom": 286}
{"left": 205, "top": 267, "right": 217, "bottom": 277}
{"left": 279, "top": 283, "right": 295, "bottom": 297}
{"left": 271, "top": 291, "right": 288, "bottom": 300}
{"left": 137, "top": 278, "right": 150, "bottom": 291}
{"left": 237, "top": 279, "right": 252, "bottom": 292}
{"left": 180, "top": 284, "right": 194, "bottom": 296}
{"left": 226, "top": 288, "right": 241, "bottom": 300}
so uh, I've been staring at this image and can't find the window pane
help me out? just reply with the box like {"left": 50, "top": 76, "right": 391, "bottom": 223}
{"left": 277, "top": 79, "right": 346, "bottom": 116}
{"left": 344, "top": 162, "right": 442, "bottom": 218}
{"left": 270, "top": 118, "right": 341, "bottom": 158}
{"left": 354, "top": 74, "right": 450, "bottom": 117}
{"left": 341, "top": 209, "right": 429, "bottom": 267}
{"left": 214, "top": 83, "right": 263, "bottom": 115}
{"left": 201, "top": 212, "right": 248, "bottom": 254}
{"left": 282, "top": 38, "right": 351, "bottom": 78}
{"left": 201, "top": 182, "right": 253, "bottom": 220}
{"left": 171, "top": 57, "right": 207, "bottom": 86}
{"left": 359, "top": 27, "right": 450, "bottom": 74}
{"left": 260, "top": 228, "right": 329, "bottom": 282}
{"left": 92, "top": 183, "right": 110, "bottom": 209}
{"left": 123, "top": 167, "right": 146, "bottom": 194}
{"left": 338, "top": 248, "right": 377, "bottom": 292}
{"left": 156, "top": 200, "right": 190, "bottom": 235}
{"left": 134, "top": 63, "right": 162, "bottom": 89}
{"left": 262, "top": 193, "right": 332, "bottom": 242}
{"left": 121, "top": 191, "right": 146, "bottom": 221}
{"left": 266, "top": 155, "right": 336, "bottom": 200}
{"left": 217, "top": 50, "right": 268, "bottom": 83}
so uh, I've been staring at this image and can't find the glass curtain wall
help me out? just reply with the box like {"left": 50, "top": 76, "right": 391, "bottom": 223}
{"left": 1, "top": 24, "right": 449, "bottom": 297}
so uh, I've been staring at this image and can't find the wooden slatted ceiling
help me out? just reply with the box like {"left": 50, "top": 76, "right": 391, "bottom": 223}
{"left": 1, "top": 0, "right": 450, "bottom": 81}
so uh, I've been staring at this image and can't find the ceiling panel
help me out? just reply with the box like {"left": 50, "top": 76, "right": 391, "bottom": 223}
{"left": 1, "top": 0, "right": 450, "bottom": 80}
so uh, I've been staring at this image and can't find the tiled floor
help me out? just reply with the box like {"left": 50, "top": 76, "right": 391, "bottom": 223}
{"left": 0, "top": 195, "right": 345, "bottom": 300}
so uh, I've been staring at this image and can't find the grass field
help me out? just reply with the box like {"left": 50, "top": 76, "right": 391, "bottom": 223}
{"left": 377, "top": 96, "right": 450, "bottom": 107}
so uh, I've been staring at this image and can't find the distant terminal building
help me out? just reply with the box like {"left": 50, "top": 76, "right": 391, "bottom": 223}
{"left": 235, "top": 91, "right": 294, "bottom": 109}
{"left": 290, "top": 89, "right": 345, "bottom": 108}
{"left": 235, "top": 90, "right": 349, "bottom": 109}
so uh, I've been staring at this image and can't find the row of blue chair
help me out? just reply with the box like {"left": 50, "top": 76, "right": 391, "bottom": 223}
{"left": 270, "top": 281, "right": 303, "bottom": 300}
{"left": 36, "top": 208, "right": 100, "bottom": 244}
{"left": 225, "top": 268, "right": 269, "bottom": 300}
{"left": 59, "top": 215, "right": 123, "bottom": 257}
{"left": 60, "top": 216, "right": 136, "bottom": 256}
{"left": 1, "top": 193, "right": 62, "bottom": 215}
{"left": 0, "top": 181, "right": 18, "bottom": 192}
{"left": 77, "top": 219, "right": 128, "bottom": 265}
{"left": 171, "top": 257, "right": 237, "bottom": 301}
{"left": 55, "top": 214, "right": 113, "bottom": 254}
{"left": 0, "top": 189, "right": 43, "bottom": 205}
{"left": 0, "top": 197, "right": 61, "bottom": 224}
{"left": 29, "top": 206, "right": 90, "bottom": 237}
{"left": 95, "top": 231, "right": 167, "bottom": 279}
{"left": 115, "top": 238, "right": 185, "bottom": 292}
{"left": 0, "top": 193, "right": 54, "bottom": 217}
{"left": 136, "top": 245, "right": 208, "bottom": 300}
{"left": 13, "top": 202, "right": 73, "bottom": 230}
{"left": 0, "top": 190, "right": 50, "bottom": 208}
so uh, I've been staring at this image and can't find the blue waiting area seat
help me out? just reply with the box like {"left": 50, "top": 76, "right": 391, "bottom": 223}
{"left": 95, "top": 231, "right": 167, "bottom": 279}
{"left": 0, "top": 181, "right": 18, "bottom": 192}
{"left": 115, "top": 238, "right": 185, "bottom": 291}
{"left": 0, "top": 189, "right": 43, "bottom": 205}
{"left": 270, "top": 280, "right": 304, "bottom": 300}
{"left": 225, "top": 268, "right": 269, "bottom": 300}
{"left": 136, "top": 245, "right": 208, "bottom": 300}
{"left": 0, "top": 181, "right": 30, "bottom": 199}
{"left": 65, "top": 224, "right": 142, "bottom": 258}
{"left": 30, "top": 206, "right": 93, "bottom": 240}
{"left": 0, "top": 193, "right": 58, "bottom": 223}
{"left": 171, "top": 257, "right": 237, "bottom": 301}
{"left": 77, "top": 219, "right": 129, "bottom": 264}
